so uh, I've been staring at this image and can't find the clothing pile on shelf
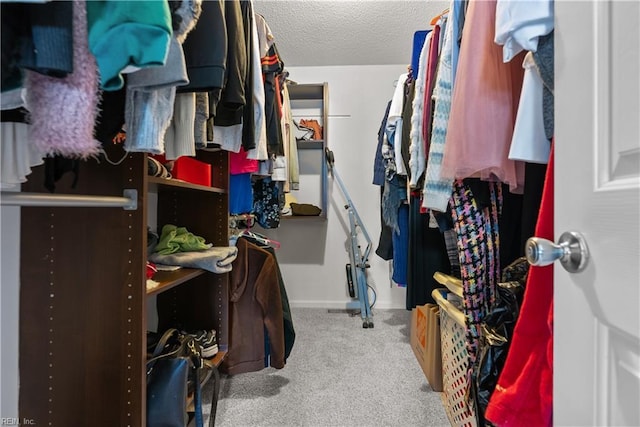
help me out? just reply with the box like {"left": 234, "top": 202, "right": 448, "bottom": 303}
{"left": 1, "top": 0, "right": 301, "bottom": 225}
{"left": 372, "top": 0, "right": 554, "bottom": 426}
{"left": 147, "top": 224, "right": 239, "bottom": 280}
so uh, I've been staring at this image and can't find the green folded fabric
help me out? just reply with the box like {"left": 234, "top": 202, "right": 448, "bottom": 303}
{"left": 154, "top": 224, "right": 212, "bottom": 255}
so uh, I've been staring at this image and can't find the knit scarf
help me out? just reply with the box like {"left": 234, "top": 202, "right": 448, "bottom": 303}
{"left": 26, "top": 0, "right": 100, "bottom": 159}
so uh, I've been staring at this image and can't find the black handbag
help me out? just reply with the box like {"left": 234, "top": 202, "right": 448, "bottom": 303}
{"left": 146, "top": 328, "right": 204, "bottom": 427}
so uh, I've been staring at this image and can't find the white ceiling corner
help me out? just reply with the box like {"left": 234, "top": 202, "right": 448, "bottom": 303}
{"left": 253, "top": 0, "right": 449, "bottom": 67}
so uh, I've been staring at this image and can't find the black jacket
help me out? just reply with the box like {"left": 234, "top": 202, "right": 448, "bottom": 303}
{"left": 178, "top": 0, "right": 227, "bottom": 112}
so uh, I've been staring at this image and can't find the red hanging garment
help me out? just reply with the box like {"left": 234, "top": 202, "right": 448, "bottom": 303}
{"left": 485, "top": 143, "right": 554, "bottom": 426}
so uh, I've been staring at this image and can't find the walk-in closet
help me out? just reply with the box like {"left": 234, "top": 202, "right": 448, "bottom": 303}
{"left": 1, "top": 1, "right": 638, "bottom": 426}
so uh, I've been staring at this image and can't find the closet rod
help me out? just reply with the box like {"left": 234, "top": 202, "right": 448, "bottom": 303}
{"left": 0, "top": 189, "right": 138, "bottom": 210}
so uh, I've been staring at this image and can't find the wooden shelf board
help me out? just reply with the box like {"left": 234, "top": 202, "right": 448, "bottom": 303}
{"left": 148, "top": 176, "right": 226, "bottom": 194}
{"left": 296, "top": 139, "right": 325, "bottom": 149}
{"left": 287, "top": 84, "right": 324, "bottom": 99}
{"left": 207, "top": 350, "right": 227, "bottom": 368}
{"left": 147, "top": 268, "right": 206, "bottom": 296}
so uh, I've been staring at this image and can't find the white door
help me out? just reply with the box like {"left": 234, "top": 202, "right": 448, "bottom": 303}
{"left": 554, "top": 1, "right": 640, "bottom": 425}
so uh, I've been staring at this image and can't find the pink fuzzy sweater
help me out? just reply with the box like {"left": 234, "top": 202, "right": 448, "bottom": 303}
{"left": 26, "top": 0, "right": 100, "bottom": 159}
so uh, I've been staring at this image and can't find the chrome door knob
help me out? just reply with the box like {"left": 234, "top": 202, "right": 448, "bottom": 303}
{"left": 525, "top": 231, "right": 590, "bottom": 273}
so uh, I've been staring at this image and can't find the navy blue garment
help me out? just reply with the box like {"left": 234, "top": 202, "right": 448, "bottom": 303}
{"left": 392, "top": 203, "right": 409, "bottom": 286}
{"left": 229, "top": 172, "right": 253, "bottom": 214}
{"left": 411, "top": 30, "right": 430, "bottom": 80}
{"left": 372, "top": 101, "right": 392, "bottom": 186}
{"left": 252, "top": 177, "right": 280, "bottom": 229}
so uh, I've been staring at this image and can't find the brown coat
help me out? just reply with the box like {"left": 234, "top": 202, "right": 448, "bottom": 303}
{"left": 222, "top": 237, "right": 285, "bottom": 374}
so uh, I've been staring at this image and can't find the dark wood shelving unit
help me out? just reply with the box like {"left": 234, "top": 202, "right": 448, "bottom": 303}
{"left": 19, "top": 143, "right": 230, "bottom": 427}
{"left": 147, "top": 268, "right": 206, "bottom": 296}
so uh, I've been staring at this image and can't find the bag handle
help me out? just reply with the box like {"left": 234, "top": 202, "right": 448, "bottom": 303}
{"left": 147, "top": 328, "right": 201, "bottom": 376}
{"left": 149, "top": 328, "right": 180, "bottom": 358}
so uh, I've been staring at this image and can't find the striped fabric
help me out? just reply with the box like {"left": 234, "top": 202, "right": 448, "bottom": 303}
{"left": 422, "top": 1, "right": 455, "bottom": 212}
{"left": 450, "top": 180, "right": 501, "bottom": 369}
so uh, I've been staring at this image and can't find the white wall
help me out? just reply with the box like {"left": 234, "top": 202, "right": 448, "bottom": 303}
{"left": 258, "top": 64, "right": 408, "bottom": 310}
{"left": 1, "top": 199, "right": 20, "bottom": 418}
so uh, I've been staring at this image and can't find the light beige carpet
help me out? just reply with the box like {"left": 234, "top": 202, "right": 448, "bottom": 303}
{"left": 203, "top": 307, "right": 449, "bottom": 427}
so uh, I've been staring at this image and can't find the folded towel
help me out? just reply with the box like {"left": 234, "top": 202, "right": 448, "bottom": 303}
{"left": 149, "top": 246, "right": 238, "bottom": 274}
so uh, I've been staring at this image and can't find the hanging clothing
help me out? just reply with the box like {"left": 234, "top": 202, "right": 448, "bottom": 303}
{"left": 247, "top": 3, "right": 269, "bottom": 161}
{"left": 375, "top": 187, "right": 394, "bottom": 261}
{"left": 25, "top": 0, "right": 101, "bottom": 159}
{"left": 450, "top": 179, "right": 501, "bottom": 368}
{"left": 374, "top": 102, "right": 394, "bottom": 261}
{"left": 86, "top": 0, "right": 172, "bottom": 91}
{"left": 212, "top": 0, "right": 248, "bottom": 151}
{"left": 386, "top": 73, "right": 409, "bottom": 177}
{"left": 408, "top": 30, "right": 431, "bottom": 188}
{"left": 485, "top": 145, "right": 554, "bottom": 427}
{"left": 508, "top": 52, "right": 550, "bottom": 164}
{"left": 450, "top": 0, "right": 464, "bottom": 85}
{"left": 230, "top": 147, "right": 259, "bottom": 175}
{"left": 532, "top": 32, "right": 555, "bottom": 140}
{"left": 178, "top": 0, "right": 226, "bottom": 111}
{"left": 229, "top": 173, "right": 253, "bottom": 215}
{"left": 280, "top": 82, "right": 299, "bottom": 190}
{"left": 373, "top": 101, "right": 392, "bottom": 187}
{"left": 252, "top": 177, "right": 281, "bottom": 229}
{"left": 262, "top": 43, "right": 285, "bottom": 156}
{"left": 1, "top": 0, "right": 73, "bottom": 93}
{"left": 440, "top": 0, "right": 526, "bottom": 194}
{"left": 410, "top": 30, "right": 429, "bottom": 81}
{"left": 164, "top": 92, "right": 196, "bottom": 159}
{"left": 519, "top": 162, "right": 548, "bottom": 256}
{"left": 259, "top": 245, "right": 295, "bottom": 361}
{"left": 494, "top": 0, "right": 553, "bottom": 63}
{"left": 421, "top": 21, "right": 440, "bottom": 157}
{"left": 406, "top": 193, "right": 451, "bottom": 310}
{"left": 124, "top": 0, "right": 201, "bottom": 155}
{"left": 222, "top": 237, "right": 286, "bottom": 375}
{"left": 0, "top": 120, "right": 44, "bottom": 189}
{"left": 400, "top": 75, "right": 415, "bottom": 180}
{"left": 392, "top": 203, "right": 410, "bottom": 287}
{"left": 422, "top": 3, "right": 455, "bottom": 212}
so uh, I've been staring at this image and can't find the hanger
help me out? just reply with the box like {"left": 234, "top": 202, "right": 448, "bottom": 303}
{"left": 227, "top": 214, "right": 281, "bottom": 249}
{"left": 430, "top": 8, "right": 449, "bottom": 26}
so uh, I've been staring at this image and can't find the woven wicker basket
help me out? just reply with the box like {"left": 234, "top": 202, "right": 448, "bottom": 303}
{"left": 432, "top": 288, "right": 477, "bottom": 427}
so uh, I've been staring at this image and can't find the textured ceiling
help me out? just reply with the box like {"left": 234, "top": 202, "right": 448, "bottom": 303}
{"left": 253, "top": 0, "right": 449, "bottom": 67}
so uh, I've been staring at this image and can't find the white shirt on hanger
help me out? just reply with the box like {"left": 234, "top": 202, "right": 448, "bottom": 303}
{"left": 494, "top": 0, "right": 553, "bottom": 63}
{"left": 508, "top": 52, "right": 551, "bottom": 164}
{"left": 386, "top": 72, "right": 409, "bottom": 176}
